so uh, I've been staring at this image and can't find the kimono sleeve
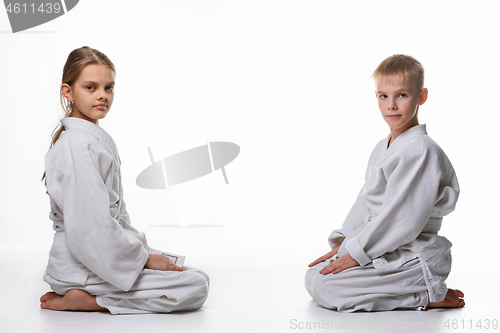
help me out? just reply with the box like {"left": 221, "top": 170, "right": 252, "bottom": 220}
{"left": 345, "top": 147, "right": 445, "bottom": 266}
{"left": 60, "top": 143, "right": 149, "bottom": 291}
{"left": 328, "top": 187, "right": 371, "bottom": 249}
{"left": 327, "top": 150, "right": 376, "bottom": 249}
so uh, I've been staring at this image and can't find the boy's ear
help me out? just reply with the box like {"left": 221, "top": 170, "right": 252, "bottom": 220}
{"left": 61, "top": 83, "right": 73, "bottom": 102}
{"left": 418, "top": 88, "right": 428, "bottom": 105}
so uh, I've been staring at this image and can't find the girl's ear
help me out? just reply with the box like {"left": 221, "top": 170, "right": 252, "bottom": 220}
{"left": 61, "top": 83, "right": 73, "bottom": 102}
{"left": 418, "top": 88, "right": 428, "bottom": 105}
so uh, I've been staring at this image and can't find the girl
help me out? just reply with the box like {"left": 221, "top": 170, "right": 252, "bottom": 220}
{"left": 40, "top": 46, "right": 209, "bottom": 314}
{"left": 305, "top": 54, "right": 465, "bottom": 312}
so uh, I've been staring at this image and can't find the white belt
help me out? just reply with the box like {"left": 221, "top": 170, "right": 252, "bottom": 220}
{"left": 421, "top": 218, "right": 442, "bottom": 234}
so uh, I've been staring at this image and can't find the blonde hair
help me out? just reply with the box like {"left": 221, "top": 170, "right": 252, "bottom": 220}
{"left": 372, "top": 54, "right": 425, "bottom": 91}
{"left": 42, "top": 46, "right": 115, "bottom": 185}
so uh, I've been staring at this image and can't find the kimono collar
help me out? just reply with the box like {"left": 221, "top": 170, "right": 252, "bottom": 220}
{"left": 61, "top": 117, "right": 119, "bottom": 157}
{"left": 375, "top": 124, "right": 428, "bottom": 164}
{"left": 386, "top": 124, "right": 427, "bottom": 152}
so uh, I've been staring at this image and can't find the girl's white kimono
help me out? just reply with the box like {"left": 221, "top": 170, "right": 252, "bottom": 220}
{"left": 43, "top": 117, "right": 209, "bottom": 314}
{"left": 305, "top": 125, "right": 459, "bottom": 312}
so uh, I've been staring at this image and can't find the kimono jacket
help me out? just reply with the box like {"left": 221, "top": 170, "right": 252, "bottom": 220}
{"left": 328, "top": 125, "right": 459, "bottom": 302}
{"left": 44, "top": 117, "right": 149, "bottom": 292}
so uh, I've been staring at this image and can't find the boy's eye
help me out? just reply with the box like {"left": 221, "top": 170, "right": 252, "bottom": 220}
{"left": 379, "top": 94, "right": 387, "bottom": 99}
{"left": 399, "top": 93, "right": 407, "bottom": 98}
{"left": 106, "top": 86, "right": 114, "bottom": 91}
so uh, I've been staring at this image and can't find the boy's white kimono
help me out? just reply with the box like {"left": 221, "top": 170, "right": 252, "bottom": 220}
{"left": 43, "top": 117, "right": 209, "bottom": 314}
{"left": 305, "top": 125, "right": 459, "bottom": 312}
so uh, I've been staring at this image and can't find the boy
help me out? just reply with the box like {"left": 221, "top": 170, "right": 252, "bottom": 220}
{"left": 305, "top": 54, "right": 465, "bottom": 312}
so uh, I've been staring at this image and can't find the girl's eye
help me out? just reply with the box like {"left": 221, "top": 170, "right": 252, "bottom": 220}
{"left": 86, "top": 86, "right": 94, "bottom": 91}
{"left": 106, "top": 86, "right": 114, "bottom": 91}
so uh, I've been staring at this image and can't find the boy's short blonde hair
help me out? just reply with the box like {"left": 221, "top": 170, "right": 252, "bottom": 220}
{"left": 372, "top": 54, "right": 425, "bottom": 91}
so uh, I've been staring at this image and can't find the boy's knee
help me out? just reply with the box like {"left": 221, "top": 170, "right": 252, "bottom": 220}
{"left": 305, "top": 268, "right": 318, "bottom": 294}
{"left": 310, "top": 273, "right": 327, "bottom": 294}
{"left": 305, "top": 262, "right": 328, "bottom": 293}
{"left": 306, "top": 271, "right": 342, "bottom": 309}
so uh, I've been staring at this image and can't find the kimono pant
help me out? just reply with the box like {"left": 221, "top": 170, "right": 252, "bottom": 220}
{"left": 305, "top": 258, "right": 429, "bottom": 312}
{"left": 44, "top": 267, "right": 209, "bottom": 314}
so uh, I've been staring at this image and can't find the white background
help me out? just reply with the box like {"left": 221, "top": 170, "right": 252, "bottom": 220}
{"left": 0, "top": 1, "right": 499, "bottom": 332}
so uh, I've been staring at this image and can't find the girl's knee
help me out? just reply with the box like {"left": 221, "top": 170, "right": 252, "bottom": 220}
{"left": 195, "top": 269, "right": 210, "bottom": 285}
{"left": 185, "top": 270, "right": 209, "bottom": 301}
{"left": 182, "top": 275, "right": 209, "bottom": 311}
{"left": 184, "top": 266, "right": 210, "bottom": 285}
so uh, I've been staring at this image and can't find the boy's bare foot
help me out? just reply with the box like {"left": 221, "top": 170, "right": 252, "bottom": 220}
{"left": 40, "top": 289, "right": 107, "bottom": 312}
{"left": 427, "top": 289, "right": 465, "bottom": 308}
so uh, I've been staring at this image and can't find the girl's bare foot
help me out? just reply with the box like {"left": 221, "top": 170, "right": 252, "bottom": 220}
{"left": 428, "top": 289, "right": 465, "bottom": 308}
{"left": 40, "top": 289, "right": 107, "bottom": 312}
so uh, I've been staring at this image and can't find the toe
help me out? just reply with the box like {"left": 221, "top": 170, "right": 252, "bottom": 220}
{"left": 40, "top": 292, "right": 51, "bottom": 302}
{"left": 452, "top": 289, "right": 464, "bottom": 298}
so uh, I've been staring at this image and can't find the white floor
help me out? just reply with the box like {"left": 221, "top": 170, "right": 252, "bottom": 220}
{"left": 0, "top": 205, "right": 495, "bottom": 333}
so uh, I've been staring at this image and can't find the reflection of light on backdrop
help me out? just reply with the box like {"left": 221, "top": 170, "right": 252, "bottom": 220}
{"left": 137, "top": 142, "right": 240, "bottom": 188}
{"left": 139, "top": 106, "right": 243, "bottom": 227}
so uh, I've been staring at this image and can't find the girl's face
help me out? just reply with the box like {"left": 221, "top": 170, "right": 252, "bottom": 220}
{"left": 62, "top": 64, "right": 116, "bottom": 124}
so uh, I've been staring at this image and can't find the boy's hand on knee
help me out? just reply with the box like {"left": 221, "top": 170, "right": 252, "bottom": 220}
{"left": 145, "top": 254, "right": 185, "bottom": 272}
{"left": 308, "top": 246, "right": 340, "bottom": 267}
{"left": 319, "top": 254, "right": 359, "bottom": 275}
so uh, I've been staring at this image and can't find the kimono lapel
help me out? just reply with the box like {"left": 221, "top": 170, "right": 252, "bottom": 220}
{"left": 375, "top": 124, "right": 427, "bottom": 165}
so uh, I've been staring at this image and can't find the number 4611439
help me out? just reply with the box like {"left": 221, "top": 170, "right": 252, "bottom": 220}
{"left": 6, "top": 2, "right": 62, "bottom": 14}
{"left": 444, "top": 319, "right": 498, "bottom": 330}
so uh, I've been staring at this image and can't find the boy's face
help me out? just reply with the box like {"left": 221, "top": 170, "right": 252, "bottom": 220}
{"left": 375, "top": 75, "right": 427, "bottom": 137}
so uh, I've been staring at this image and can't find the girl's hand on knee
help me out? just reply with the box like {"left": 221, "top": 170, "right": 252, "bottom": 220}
{"left": 145, "top": 254, "right": 185, "bottom": 272}
{"left": 308, "top": 245, "right": 340, "bottom": 267}
{"left": 319, "top": 254, "right": 359, "bottom": 275}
